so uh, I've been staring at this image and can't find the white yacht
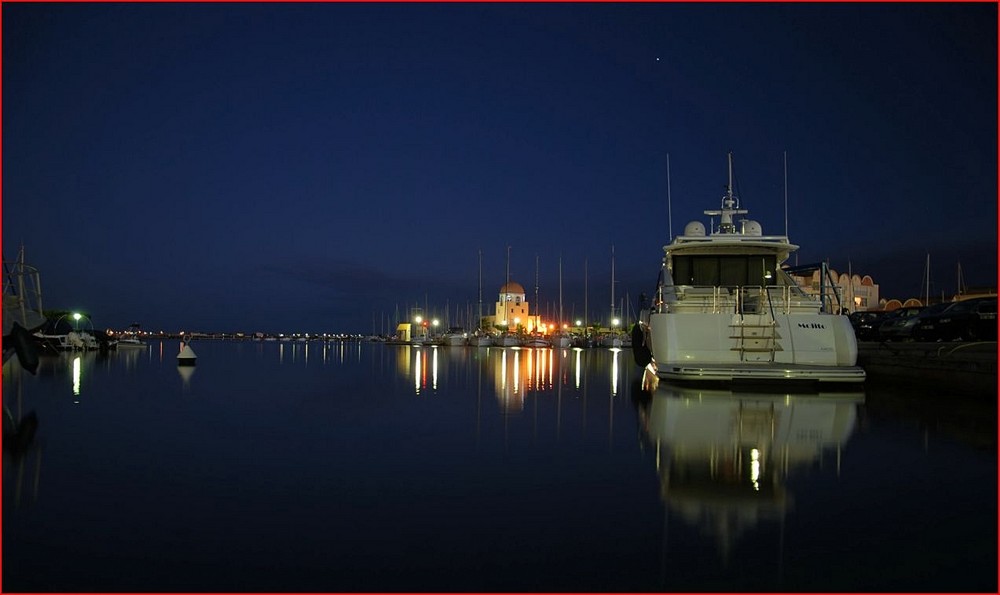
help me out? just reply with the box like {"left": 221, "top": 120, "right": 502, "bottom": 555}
{"left": 522, "top": 335, "right": 551, "bottom": 348}
{"left": 640, "top": 153, "right": 864, "bottom": 384}
{"left": 442, "top": 327, "right": 468, "bottom": 347}
{"left": 497, "top": 332, "right": 522, "bottom": 347}
{"left": 469, "top": 331, "right": 494, "bottom": 347}
{"left": 550, "top": 331, "right": 573, "bottom": 348}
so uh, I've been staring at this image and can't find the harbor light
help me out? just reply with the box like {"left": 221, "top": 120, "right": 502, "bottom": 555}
{"left": 73, "top": 312, "right": 82, "bottom": 330}
{"left": 415, "top": 315, "right": 423, "bottom": 324}
{"left": 612, "top": 317, "right": 620, "bottom": 327}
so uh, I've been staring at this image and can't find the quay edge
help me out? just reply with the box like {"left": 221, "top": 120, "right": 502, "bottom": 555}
{"left": 857, "top": 342, "right": 997, "bottom": 396}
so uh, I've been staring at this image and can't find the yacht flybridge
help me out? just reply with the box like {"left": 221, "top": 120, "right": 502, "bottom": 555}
{"left": 641, "top": 153, "right": 865, "bottom": 384}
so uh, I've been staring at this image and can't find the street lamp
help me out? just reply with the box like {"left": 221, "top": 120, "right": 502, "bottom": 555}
{"left": 73, "top": 312, "right": 82, "bottom": 330}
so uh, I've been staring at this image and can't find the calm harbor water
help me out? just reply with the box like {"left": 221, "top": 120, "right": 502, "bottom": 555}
{"left": 3, "top": 340, "right": 996, "bottom": 592}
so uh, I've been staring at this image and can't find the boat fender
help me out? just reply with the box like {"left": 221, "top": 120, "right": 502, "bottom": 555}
{"left": 631, "top": 322, "right": 652, "bottom": 368}
{"left": 9, "top": 321, "right": 39, "bottom": 375}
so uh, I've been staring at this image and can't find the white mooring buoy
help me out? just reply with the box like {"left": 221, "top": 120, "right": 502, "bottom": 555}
{"left": 178, "top": 341, "right": 197, "bottom": 366}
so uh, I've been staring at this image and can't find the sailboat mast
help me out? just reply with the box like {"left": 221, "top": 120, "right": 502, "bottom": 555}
{"left": 957, "top": 260, "right": 965, "bottom": 297}
{"left": 610, "top": 244, "right": 615, "bottom": 323}
{"left": 534, "top": 254, "right": 539, "bottom": 332}
{"left": 505, "top": 246, "right": 511, "bottom": 328}
{"left": 559, "top": 256, "right": 564, "bottom": 328}
{"left": 584, "top": 258, "right": 589, "bottom": 332}
{"left": 925, "top": 252, "right": 930, "bottom": 304}
{"left": 478, "top": 249, "right": 483, "bottom": 328}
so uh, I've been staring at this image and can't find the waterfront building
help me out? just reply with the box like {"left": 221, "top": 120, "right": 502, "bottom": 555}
{"left": 787, "top": 267, "right": 880, "bottom": 313}
{"left": 484, "top": 281, "right": 542, "bottom": 333}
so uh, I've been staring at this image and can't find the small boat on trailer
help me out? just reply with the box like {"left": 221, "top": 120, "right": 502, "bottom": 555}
{"left": 640, "top": 153, "right": 865, "bottom": 385}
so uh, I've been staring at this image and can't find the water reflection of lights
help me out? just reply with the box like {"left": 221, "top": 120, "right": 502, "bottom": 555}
{"left": 396, "top": 345, "right": 638, "bottom": 418}
{"left": 750, "top": 448, "right": 761, "bottom": 491}
{"left": 493, "top": 347, "right": 525, "bottom": 411}
{"left": 432, "top": 346, "right": 439, "bottom": 391}
{"left": 412, "top": 346, "right": 440, "bottom": 395}
{"left": 574, "top": 348, "right": 582, "bottom": 389}
{"left": 72, "top": 356, "right": 81, "bottom": 400}
{"left": 415, "top": 348, "right": 422, "bottom": 394}
{"left": 610, "top": 347, "right": 621, "bottom": 396}
{"left": 513, "top": 349, "right": 520, "bottom": 395}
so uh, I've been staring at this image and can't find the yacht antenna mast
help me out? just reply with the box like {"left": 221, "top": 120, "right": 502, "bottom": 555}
{"left": 666, "top": 153, "right": 673, "bottom": 240}
{"left": 704, "top": 151, "right": 747, "bottom": 234}
{"left": 784, "top": 151, "right": 789, "bottom": 238}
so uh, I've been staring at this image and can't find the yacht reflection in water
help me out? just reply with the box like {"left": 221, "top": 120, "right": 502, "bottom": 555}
{"left": 634, "top": 370, "right": 864, "bottom": 563}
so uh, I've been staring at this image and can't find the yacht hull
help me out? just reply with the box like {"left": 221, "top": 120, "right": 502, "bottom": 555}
{"left": 648, "top": 311, "right": 864, "bottom": 384}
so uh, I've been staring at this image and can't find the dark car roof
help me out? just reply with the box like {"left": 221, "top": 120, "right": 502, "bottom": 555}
{"left": 919, "top": 297, "right": 995, "bottom": 318}
{"left": 940, "top": 296, "right": 996, "bottom": 313}
{"left": 920, "top": 302, "right": 955, "bottom": 315}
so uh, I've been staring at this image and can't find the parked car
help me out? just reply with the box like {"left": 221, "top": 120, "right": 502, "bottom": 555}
{"left": 885, "top": 302, "right": 955, "bottom": 342}
{"left": 848, "top": 310, "right": 890, "bottom": 341}
{"left": 877, "top": 306, "right": 926, "bottom": 341}
{"left": 911, "top": 297, "right": 997, "bottom": 342}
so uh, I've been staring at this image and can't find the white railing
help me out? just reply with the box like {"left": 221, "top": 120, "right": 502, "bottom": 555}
{"left": 654, "top": 284, "right": 823, "bottom": 315}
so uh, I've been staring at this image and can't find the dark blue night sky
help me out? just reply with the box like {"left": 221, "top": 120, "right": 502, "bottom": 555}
{"left": 3, "top": 3, "right": 996, "bottom": 333}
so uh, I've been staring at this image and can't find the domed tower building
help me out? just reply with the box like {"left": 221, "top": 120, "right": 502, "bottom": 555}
{"left": 489, "top": 281, "right": 542, "bottom": 333}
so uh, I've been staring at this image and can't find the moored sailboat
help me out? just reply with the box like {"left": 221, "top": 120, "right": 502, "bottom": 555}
{"left": 551, "top": 256, "right": 573, "bottom": 347}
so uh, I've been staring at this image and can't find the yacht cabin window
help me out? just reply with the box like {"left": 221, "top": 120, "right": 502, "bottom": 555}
{"left": 671, "top": 254, "right": 778, "bottom": 287}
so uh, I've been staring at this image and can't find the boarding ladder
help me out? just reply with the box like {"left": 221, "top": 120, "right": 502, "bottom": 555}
{"left": 730, "top": 287, "right": 782, "bottom": 362}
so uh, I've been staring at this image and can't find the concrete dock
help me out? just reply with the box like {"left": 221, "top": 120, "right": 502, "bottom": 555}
{"left": 857, "top": 341, "right": 997, "bottom": 396}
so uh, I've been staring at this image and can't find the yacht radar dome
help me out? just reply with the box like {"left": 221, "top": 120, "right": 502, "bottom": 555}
{"left": 683, "top": 221, "right": 706, "bottom": 237}
{"left": 742, "top": 220, "right": 763, "bottom": 236}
